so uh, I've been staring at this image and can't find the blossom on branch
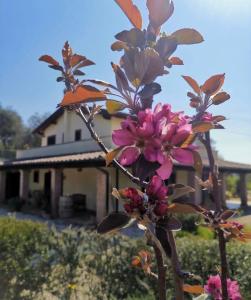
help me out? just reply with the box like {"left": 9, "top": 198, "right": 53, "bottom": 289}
{"left": 112, "top": 103, "right": 195, "bottom": 179}
{"left": 204, "top": 275, "right": 242, "bottom": 300}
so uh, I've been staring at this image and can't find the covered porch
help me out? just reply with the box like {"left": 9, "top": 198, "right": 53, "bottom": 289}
{"left": 0, "top": 152, "right": 250, "bottom": 224}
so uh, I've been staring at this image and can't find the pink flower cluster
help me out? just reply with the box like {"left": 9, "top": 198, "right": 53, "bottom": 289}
{"left": 112, "top": 103, "right": 195, "bottom": 179}
{"left": 204, "top": 275, "right": 242, "bottom": 300}
{"left": 123, "top": 175, "right": 168, "bottom": 217}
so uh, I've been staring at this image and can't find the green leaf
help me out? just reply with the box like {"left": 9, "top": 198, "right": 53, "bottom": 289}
{"left": 172, "top": 28, "right": 204, "bottom": 45}
{"left": 97, "top": 212, "right": 132, "bottom": 234}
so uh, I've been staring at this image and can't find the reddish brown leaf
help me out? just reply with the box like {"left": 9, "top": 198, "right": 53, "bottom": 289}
{"left": 180, "top": 133, "right": 196, "bottom": 148}
{"left": 193, "top": 151, "right": 203, "bottom": 173}
{"left": 97, "top": 212, "right": 132, "bottom": 234}
{"left": 111, "top": 41, "right": 129, "bottom": 51}
{"left": 169, "top": 56, "right": 184, "bottom": 65}
{"left": 60, "top": 85, "right": 107, "bottom": 107}
{"left": 220, "top": 210, "right": 236, "bottom": 220}
{"left": 168, "top": 203, "right": 198, "bottom": 214}
{"left": 115, "top": 0, "right": 142, "bottom": 29}
{"left": 187, "top": 92, "right": 197, "bottom": 98}
{"left": 70, "top": 54, "right": 86, "bottom": 67}
{"left": 171, "top": 28, "right": 204, "bottom": 45}
{"left": 183, "top": 284, "right": 204, "bottom": 294}
{"left": 147, "top": 0, "right": 174, "bottom": 29}
{"left": 192, "top": 122, "right": 214, "bottom": 133}
{"left": 212, "top": 91, "right": 230, "bottom": 105}
{"left": 39, "top": 55, "right": 59, "bottom": 66}
{"left": 212, "top": 115, "right": 226, "bottom": 123}
{"left": 182, "top": 75, "right": 201, "bottom": 94}
{"left": 77, "top": 59, "right": 95, "bottom": 68}
{"left": 201, "top": 73, "right": 225, "bottom": 96}
{"left": 190, "top": 97, "right": 201, "bottom": 108}
{"left": 105, "top": 147, "right": 122, "bottom": 166}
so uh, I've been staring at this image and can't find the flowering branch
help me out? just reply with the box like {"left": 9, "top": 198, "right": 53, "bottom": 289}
{"left": 76, "top": 105, "right": 148, "bottom": 187}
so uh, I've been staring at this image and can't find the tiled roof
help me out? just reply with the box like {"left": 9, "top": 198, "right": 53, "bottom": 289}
{"left": 1, "top": 151, "right": 104, "bottom": 168}
{"left": 1, "top": 151, "right": 251, "bottom": 172}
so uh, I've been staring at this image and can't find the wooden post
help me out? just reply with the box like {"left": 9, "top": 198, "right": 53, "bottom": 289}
{"left": 96, "top": 170, "right": 107, "bottom": 224}
{"left": 240, "top": 173, "right": 248, "bottom": 208}
{"left": 0, "top": 170, "right": 6, "bottom": 203}
{"left": 19, "top": 170, "right": 30, "bottom": 201}
{"left": 51, "top": 169, "right": 62, "bottom": 218}
{"left": 187, "top": 170, "right": 201, "bottom": 204}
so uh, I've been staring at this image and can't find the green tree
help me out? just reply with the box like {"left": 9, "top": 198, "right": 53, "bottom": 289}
{"left": 0, "top": 105, "right": 24, "bottom": 150}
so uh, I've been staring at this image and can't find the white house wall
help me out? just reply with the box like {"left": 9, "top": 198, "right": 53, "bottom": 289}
{"left": 63, "top": 168, "right": 98, "bottom": 211}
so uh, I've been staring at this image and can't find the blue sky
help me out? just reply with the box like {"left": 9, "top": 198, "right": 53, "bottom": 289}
{"left": 1, "top": 0, "right": 251, "bottom": 164}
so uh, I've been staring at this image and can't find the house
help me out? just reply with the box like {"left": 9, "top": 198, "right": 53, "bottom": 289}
{"left": 0, "top": 108, "right": 250, "bottom": 223}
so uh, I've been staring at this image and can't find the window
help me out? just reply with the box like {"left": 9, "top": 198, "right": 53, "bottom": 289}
{"left": 47, "top": 135, "right": 56, "bottom": 145}
{"left": 75, "top": 129, "right": 81, "bottom": 141}
{"left": 33, "top": 171, "right": 39, "bottom": 183}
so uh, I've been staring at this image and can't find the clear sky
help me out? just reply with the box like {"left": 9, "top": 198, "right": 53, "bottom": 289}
{"left": 0, "top": 0, "right": 251, "bottom": 164}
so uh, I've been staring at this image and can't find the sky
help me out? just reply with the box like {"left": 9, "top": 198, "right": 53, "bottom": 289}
{"left": 0, "top": 0, "right": 251, "bottom": 164}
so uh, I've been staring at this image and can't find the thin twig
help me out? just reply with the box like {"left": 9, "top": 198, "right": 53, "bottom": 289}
{"left": 76, "top": 106, "right": 147, "bottom": 187}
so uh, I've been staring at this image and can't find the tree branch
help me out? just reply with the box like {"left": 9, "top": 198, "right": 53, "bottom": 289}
{"left": 76, "top": 106, "right": 147, "bottom": 187}
{"left": 202, "top": 131, "right": 229, "bottom": 300}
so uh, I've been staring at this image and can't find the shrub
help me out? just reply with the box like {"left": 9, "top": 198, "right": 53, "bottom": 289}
{"left": 8, "top": 197, "right": 24, "bottom": 211}
{"left": 0, "top": 216, "right": 52, "bottom": 300}
{"left": 0, "top": 217, "right": 250, "bottom": 299}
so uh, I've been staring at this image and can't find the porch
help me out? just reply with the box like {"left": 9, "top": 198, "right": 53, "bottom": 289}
{"left": 0, "top": 151, "right": 250, "bottom": 225}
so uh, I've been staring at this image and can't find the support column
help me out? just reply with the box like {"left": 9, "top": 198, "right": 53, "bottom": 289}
{"left": 19, "top": 170, "right": 30, "bottom": 201}
{"left": 51, "top": 169, "right": 62, "bottom": 218}
{"left": 187, "top": 170, "right": 201, "bottom": 205}
{"left": 0, "top": 170, "right": 6, "bottom": 203}
{"left": 96, "top": 170, "right": 107, "bottom": 224}
{"left": 240, "top": 173, "right": 248, "bottom": 208}
{"left": 219, "top": 172, "right": 227, "bottom": 208}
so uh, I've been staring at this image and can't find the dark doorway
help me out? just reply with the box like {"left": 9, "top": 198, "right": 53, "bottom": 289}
{"left": 6, "top": 171, "right": 20, "bottom": 201}
{"left": 44, "top": 172, "right": 51, "bottom": 212}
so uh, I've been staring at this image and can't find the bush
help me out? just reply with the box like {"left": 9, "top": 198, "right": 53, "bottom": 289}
{"left": 0, "top": 217, "right": 250, "bottom": 299}
{"left": 0, "top": 216, "right": 52, "bottom": 299}
{"left": 8, "top": 197, "right": 24, "bottom": 211}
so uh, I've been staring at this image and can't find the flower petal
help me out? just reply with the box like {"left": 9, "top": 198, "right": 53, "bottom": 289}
{"left": 172, "top": 148, "right": 194, "bottom": 165}
{"left": 171, "top": 124, "right": 192, "bottom": 145}
{"left": 112, "top": 129, "right": 135, "bottom": 146}
{"left": 156, "top": 157, "right": 173, "bottom": 180}
{"left": 119, "top": 147, "right": 140, "bottom": 166}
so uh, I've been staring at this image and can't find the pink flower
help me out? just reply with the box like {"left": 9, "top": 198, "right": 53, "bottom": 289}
{"left": 201, "top": 112, "right": 213, "bottom": 122}
{"left": 154, "top": 201, "right": 168, "bottom": 216}
{"left": 204, "top": 275, "right": 242, "bottom": 300}
{"left": 112, "top": 103, "right": 195, "bottom": 180}
{"left": 229, "top": 221, "right": 244, "bottom": 231}
{"left": 123, "top": 188, "right": 146, "bottom": 214}
{"left": 146, "top": 175, "right": 168, "bottom": 202}
{"left": 205, "top": 275, "right": 222, "bottom": 299}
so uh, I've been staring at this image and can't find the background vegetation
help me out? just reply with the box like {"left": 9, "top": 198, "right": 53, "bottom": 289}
{"left": 0, "top": 217, "right": 250, "bottom": 300}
